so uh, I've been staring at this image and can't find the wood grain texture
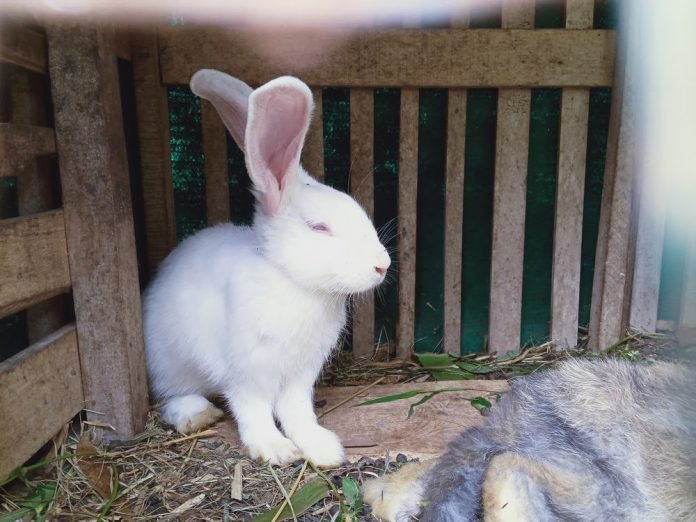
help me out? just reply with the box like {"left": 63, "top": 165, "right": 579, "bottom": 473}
{"left": 396, "top": 89, "right": 419, "bottom": 360}
{"left": 10, "top": 63, "right": 68, "bottom": 343}
{"left": 131, "top": 31, "right": 177, "bottom": 275}
{"left": 489, "top": 0, "right": 533, "bottom": 355}
{"left": 350, "top": 88, "right": 375, "bottom": 358}
{"left": 550, "top": 0, "right": 594, "bottom": 349}
{"left": 215, "top": 380, "right": 509, "bottom": 458}
{"left": 0, "top": 210, "right": 70, "bottom": 318}
{"left": 0, "top": 23, "right": 47, "bottom": 74}
{"left": 201, "top": 100, "right": 230, "bottom": 225}
{"left": 47, "top": 24, "right": 149, "bottom": 438}
{"left": 159, "top": 28, "right": 615, "bottom": 88}
{"left": 0, "top": 123, "right": 56, "bottom": 178}
{"left": 443, "top": 89, "right": 467, "bottom": 355}
{"left": 588, "top": 4, "right": 640, "bottom": 351}
{"left": 0, "top": 325, "right": 83, "bottom": 481}
{"left": 303, "top": 87, "right": 325, "bottom": 182}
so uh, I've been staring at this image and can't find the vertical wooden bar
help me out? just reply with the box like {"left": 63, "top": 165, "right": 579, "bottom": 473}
{"left": 350, "top": 88, "right": 375, "bottom": 358}
{"left": 550, "top": 0, "right": 593, "bottom": 348}
{"left": 443, "top": 13, "right": 470, "bottom": 356}
{"left": 11, "top": 54, "right": 67, "bottom": 343}
{"left": 488, "top": 0, "right": 533, "bottom": 355}
{"left": 588, "top": 2, "right": 641, "bottom": 351}
{"left": 396, "top": 88, "right": 419, "bottom": 360}
{"left": 131, "top": 30, "right": 177, "bottom": 275}
{"left": 303, "top": 87, "right": 325, "bottom": 183}
{"left": 201, "top": 100, "right": 230, "bottom": 225}
{"left": 677, "top": 235, "right": 696, "bottom": 344}
{"left": 47, "top": 24, "right": 149, "bottom": 438}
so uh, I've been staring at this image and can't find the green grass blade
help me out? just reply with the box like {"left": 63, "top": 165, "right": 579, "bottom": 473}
{"left": 252, "top": 478, "right": 330, "bottom": 522}
{"left": 355, "top": 390, "right": 421, "bottom": 406}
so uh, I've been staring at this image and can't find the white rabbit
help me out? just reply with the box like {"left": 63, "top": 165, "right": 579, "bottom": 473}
{"left": 143, "top": 70, "right": 390, "bottom": 467}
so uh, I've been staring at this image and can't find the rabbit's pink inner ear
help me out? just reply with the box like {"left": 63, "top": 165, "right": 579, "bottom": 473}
{"left": 246, "top": 82, "right": 312, "bottom": 215}
{"left": 190, "top": 69, "right": 253, "bottom": 151}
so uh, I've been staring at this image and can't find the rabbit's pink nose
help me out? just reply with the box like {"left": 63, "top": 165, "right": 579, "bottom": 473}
{"left": 375, "top": 265, "right": 387, "bottom": 275}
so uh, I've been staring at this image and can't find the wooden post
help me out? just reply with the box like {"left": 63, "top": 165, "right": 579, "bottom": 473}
{"left": 550, "top": 0, "right": 593, "bottom": 349}
{"left": 46, "top": 24, "right": 149, "bottom": 438}
{"left": 488, "top": 0, "right": 533, "bottom": 355}
{"left": 131, "top": 30, "right": 177, "bottom": 275}
{"left": 588, "top": 2, "right": 641, "bottom": 351}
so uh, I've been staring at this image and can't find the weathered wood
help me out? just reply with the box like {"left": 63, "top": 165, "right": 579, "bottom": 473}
{"left": 10, "top": 64, "right": 67, "bottom": 343}
{"left": 131, "top": 31, "right": 177, "bottom": 275}
{"left": 201, "top": 100, "right": 230, "bottom": 225}
{"left": 0, "top": 210, "right": 70, "bottom": 318}
{"left": 396, "top": 88, "right": 419, "bottom": 360}
{"left": 443, "top": 89, "right": 467, "bottom": 355}
{"left": 0, "top": 324, "right": 83, "bottom": 481}
{"left": 216, "top": 380, "right": 509, "bottom": 458}
{"left": 160, "top": 28, "right": 615, "bottom": 88}
{"left": 0, "top": 123, "right": 55, "bottom": 178}
{"left": 0, "top": 23, "right": 47, "bottom": 74}
{"left": 303, "top": 87, "right": 325, "bottom": 182}
{"left": 677, "top": 234, "right": 696, "bottom": 339}
{"left": 47, "top": 24, "right": 149, "bottom": 438}
{"left": 488, "top": 0, "right": 533, "bottom": 355}
{"left": 550, "top": 0, "right": 593, "bottom": 349}
{"left": 350, "top": 88, "right": 375, "bottom": 358}
{"left": 588, "top": 3, "right": 641, "bottom": 351}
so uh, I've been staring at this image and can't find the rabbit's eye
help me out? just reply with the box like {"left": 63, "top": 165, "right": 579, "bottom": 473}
{"left": 308, "top": 222, "right": 332, "bottom": 235}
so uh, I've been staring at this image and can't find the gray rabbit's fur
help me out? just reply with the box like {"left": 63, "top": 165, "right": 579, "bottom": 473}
{"left": 364, "top": 359, "right": 696, "bottom": 521}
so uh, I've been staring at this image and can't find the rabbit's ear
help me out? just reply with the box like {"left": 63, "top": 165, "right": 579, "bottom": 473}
{"left": 190, "top": 69, "right": 253, "bottom": 150}
{"left": 245, "top": 77, "right": 313, "bottom": 216}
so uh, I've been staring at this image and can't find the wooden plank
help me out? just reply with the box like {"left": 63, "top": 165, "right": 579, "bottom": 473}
{"left": 550, "top": 0, "right": 593, "bottom": 349}
{"left": 10, "top": 64, "right": 68, "bottom": 344}
{"left": 201, "top": 100, "right": 230, "bottom": 225}
{"left": 677, "top": 234, "right": 696, "bottom": 345}
{"left": 303, "top": 87, "right": 325, "bottom": 182}
{"left": 588, "top": 3, "right": 641, "bottom": 351}
{"left": 215, "top": 380, "right": 509, "bottom": 458}
{"left": 488, "top": 0, "right": 533, "bottom": 355}
{"left": 131, "top": 31, "right": 177, "bottom": 274}
{"left": 0, "top": 210, "right": 70, "bottom": 318}
{"left": 47, "top": 24, "right": 149, "bottom": 439}
{"left": 396, "top": 89, "right": 419, "bottom": 360}
{"left": 350, "top": 88, "right": 375, "bottom": 358}
{"left": 0, "top": 324, "right": 83, "bottom": 481}
{"left": 0, "top": 122, "right": 56, "bottom": 178}
{"left": 443, "top": 89, "right": 467, "bottom": 355}
{"left": 0, "top": 24, "right": 47, "bottom": 74}
{"left": 160, "top": 28, "right": 616, "bottom": 88}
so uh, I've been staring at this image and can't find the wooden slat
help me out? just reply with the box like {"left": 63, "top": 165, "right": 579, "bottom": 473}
{"left": 396, "top": 88, "right": 419, "bottom": 359}
{"left": 159, "top": 28, "right": 616, "bottom": 88}
{"left": 0, "top": 324, "right": 83, "bottom": 481}
{"left": 47, "top": 24, "right": 149, "bottom": 438}
{"left": 0, "top": 122, "right": 56, "bottom": 178}
{"left": 303, "top": 87, "right": 325, "bottom": 182}
{"left": 0, "top": 210, "right": 70, "bottom": 318}
{"left": 488, "top": 0, "right": 533, "bottom": 355}
{"left": 677, "top": 234, "right": 696, "bottom": 343}
{"left": 588, "top": 2, "right": 640, "bottom": 351}
{"left": 550, "top": 0, "right": 593, "bottom": 349}
{"left": 350, "top": 88, "right": 375, "bottom": 358}
{"left": 443, "top": 89, "right": 467, "bottom": 355}
{"left": 132, "top": 31, "right": 177, "bottom": 274}
{"left": 10, "top": 63, "right": 68, "bottom": 343}
{"left": 201, "top": 100, "right": 230, "bottom": 225}
{"left": 0, "top": 24, "right": 47, "bottom": 74}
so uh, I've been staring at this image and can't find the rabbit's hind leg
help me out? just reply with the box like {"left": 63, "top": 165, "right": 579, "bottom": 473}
{"left": 161, "top": 394, "right": 225, "bottom": 434}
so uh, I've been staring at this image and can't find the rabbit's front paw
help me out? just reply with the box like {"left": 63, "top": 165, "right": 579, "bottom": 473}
{"left": 293, "top": 426, "right": 345, "bottom": 468}
{"left": 247, "top": 435, "right": 301, "bottom": 466}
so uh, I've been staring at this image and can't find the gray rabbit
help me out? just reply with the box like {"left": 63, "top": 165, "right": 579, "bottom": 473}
{"left": 364, "top": 358, "right": 696, "bottom": 521}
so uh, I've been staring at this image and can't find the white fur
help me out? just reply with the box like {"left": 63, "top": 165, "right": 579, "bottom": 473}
{"left": 144, "top": 71, "right": 390, "bottom": 466}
